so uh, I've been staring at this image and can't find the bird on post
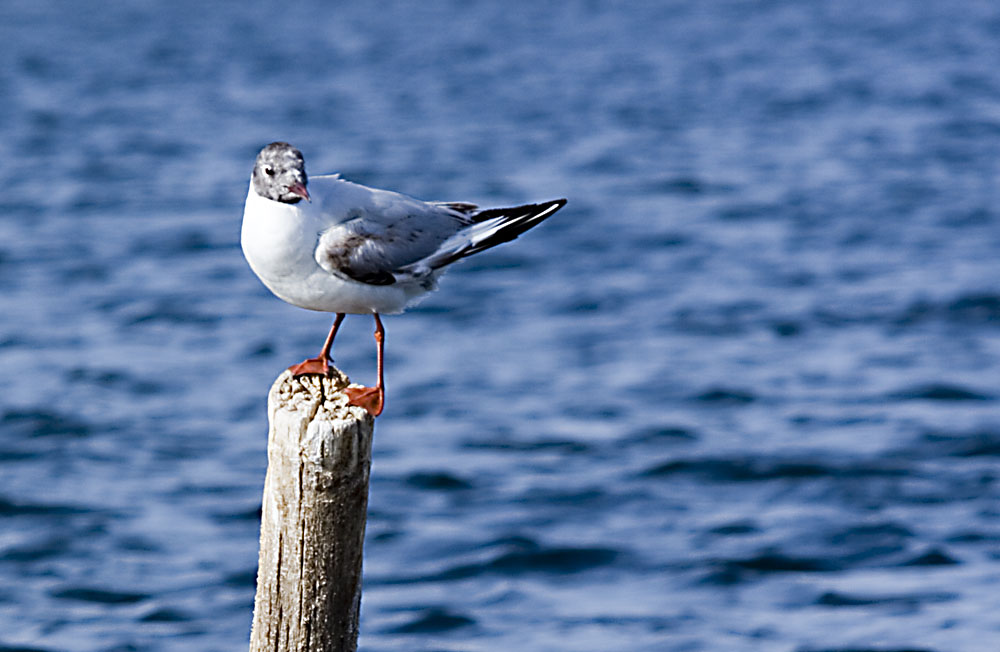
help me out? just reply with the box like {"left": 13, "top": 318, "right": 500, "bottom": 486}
{"left": 241, "top": 142, "right": 566, "bottom": 417}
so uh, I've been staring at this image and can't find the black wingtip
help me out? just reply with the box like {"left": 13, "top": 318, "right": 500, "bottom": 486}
{"left": 538, "top": 198, "right": 567, "bottom": 216}
{"left": 470, "top": 198, "right": 567, "bottom": 225}
{"left": 428, "top": 198, "right": 568, "bottom": 269}
{"left": 548, "top": 198, "right": 567, "bottom": 214}
{"left": 535, "top": 198, "right": 568, "bottom": 213}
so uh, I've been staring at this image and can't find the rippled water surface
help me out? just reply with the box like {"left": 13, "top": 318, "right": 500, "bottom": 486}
{"left": 2, "top": 1, "right": 1000, "bottom": 651}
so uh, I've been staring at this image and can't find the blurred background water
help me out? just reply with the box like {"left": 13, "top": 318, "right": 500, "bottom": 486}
{"left": 1, "top": 1, "right": 999, "bottom": 650}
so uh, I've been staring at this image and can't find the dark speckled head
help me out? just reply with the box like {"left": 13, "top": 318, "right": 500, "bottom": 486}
{"left": 251, "top": 142, "right": 310, "bottom": 203}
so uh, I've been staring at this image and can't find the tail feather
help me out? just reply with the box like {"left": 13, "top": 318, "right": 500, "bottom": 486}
{"left": 423, "top": 199, "right": 566, "bottom": 271}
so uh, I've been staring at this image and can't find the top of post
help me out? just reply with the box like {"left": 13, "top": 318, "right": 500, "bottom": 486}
{"left": 268, "top": 368, "right": 373, "bottom": 424}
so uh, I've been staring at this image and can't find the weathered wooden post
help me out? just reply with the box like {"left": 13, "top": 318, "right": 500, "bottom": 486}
{"left": 249, "top": 368, "right": 374, "bottom": 652}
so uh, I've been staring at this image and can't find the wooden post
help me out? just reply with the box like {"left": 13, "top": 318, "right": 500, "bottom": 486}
{"left": 250, "top": 369, "right": 374, "bottom": 652}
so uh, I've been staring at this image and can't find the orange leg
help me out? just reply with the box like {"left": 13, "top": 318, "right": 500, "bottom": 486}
{"left": 345, "top": 313, "right": 385, "bottom": 417}
{"left": 288, "top": 313, "right": 345, "bottom": 376}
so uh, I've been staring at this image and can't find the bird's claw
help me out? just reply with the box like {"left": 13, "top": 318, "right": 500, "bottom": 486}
{"left": 287, "top": 356, "right": 330, "bottom": 377}
{"left": 345, "top": 386, "right": 384, "bottom": 417}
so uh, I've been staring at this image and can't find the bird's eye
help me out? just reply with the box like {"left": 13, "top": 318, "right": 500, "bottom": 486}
{"left": 264, "top": 166, "right": 275, "bottom": 176}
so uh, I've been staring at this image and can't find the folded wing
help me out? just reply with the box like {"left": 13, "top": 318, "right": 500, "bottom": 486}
{"left": 315, "top": 195, "right": 566, "bottom": 286}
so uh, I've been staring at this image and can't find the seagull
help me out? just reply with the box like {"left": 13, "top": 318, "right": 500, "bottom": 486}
{"left": 241, "top": 142, "right": 566, "bottom": 417}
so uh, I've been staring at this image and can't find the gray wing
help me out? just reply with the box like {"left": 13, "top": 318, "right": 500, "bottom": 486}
{"left": 314, "top": 203, "right": 473, "bottom": 286}
{"left": 310, "top": 175, "right": 565, "bottom": 286}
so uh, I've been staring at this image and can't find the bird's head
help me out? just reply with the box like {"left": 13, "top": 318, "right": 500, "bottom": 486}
{"left": 251, "top": 142, "right": 310, "bottom": 204}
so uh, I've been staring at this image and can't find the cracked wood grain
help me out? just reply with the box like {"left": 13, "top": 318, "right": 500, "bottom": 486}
{"left": 249, "top": 369, "right": 374, "bottom": 652}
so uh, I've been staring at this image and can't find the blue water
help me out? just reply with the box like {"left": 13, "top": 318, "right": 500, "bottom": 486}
{"left": 2, "top": 1, "right": 999, "bottom": 650}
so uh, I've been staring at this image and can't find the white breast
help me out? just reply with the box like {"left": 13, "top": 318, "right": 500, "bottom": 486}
{"left": 240, "top": 187, "right": 417, "bottom": 314}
